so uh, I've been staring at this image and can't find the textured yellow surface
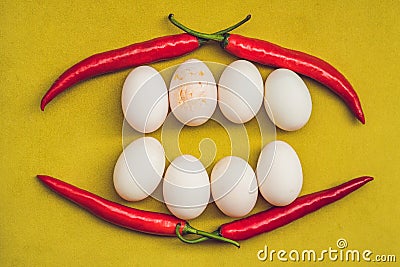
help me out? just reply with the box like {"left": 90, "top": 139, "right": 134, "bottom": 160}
{"left": 1, "top": 1, "right": 399, "bottom": 266}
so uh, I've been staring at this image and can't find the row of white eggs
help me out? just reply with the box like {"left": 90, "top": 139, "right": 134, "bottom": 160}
{"left": 122, "top": 59, "right": 312, "bottom": 132}
{"left": 113, "top": 137, "right": 303, "bottom": 220}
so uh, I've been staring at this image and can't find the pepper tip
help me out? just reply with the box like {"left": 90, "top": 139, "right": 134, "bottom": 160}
{"left": 37, "top": 174, "right": 47, "bottom": 181}
{"left": 359, "top": 115, "right": 365, "bottom": 124}
{"left": 364, "top": 176, "right": 374, "bottom": 182}
{"left": 356, "top": 110, "right": 365, "bottom": 124}
{"left": 40, "top": 99, "right": 47, "bottom": 111}
{"left": 37, "top": 175, "right": 54, "bottom": 184}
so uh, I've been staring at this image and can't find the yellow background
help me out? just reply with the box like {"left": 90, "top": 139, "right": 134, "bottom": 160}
{"left": 1, "top": 1, "right": 399, "bottom": 266}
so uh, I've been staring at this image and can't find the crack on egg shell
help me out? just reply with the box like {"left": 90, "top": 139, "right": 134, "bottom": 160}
{"left": 176, "top": 82, "right": 211, "bottom": 106}
{"left": 177, "top": 86, "right": 193, "bottom": 105}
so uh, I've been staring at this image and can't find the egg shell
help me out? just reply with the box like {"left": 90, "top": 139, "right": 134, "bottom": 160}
{"left": 256, "top": 140, "right": 303, "bottom": 206}
{"left": 218, "top": 60, "right": 264, "bottom": 123}
{"left": 163, "top": 155, "right": 210, "bottom": 220}
{"left": 169, "top": 59, "right": 217, "bottom": 126}
{"left": 122, "top": 66, "right": 168, "bottom": 133}
{"left": 113, "top": 137, "right": 165, "bottom": 201}
{"left": 211, "top": 156, "right": 258, "bottom": 217}
{"left": 264, "top": 68, "right": 312, "bottom": 131}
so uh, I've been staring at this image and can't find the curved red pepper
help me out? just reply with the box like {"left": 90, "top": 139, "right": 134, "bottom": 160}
{"left": 37, "top": 174, "right": 186, "bottom": 235}
{"left": 40, "top": 34, "right": 201, "bottom": 111}
{"left": 37, "top": 175, "right": 239, "bottom": 247}
{"left": 218, "top": 176, "right": 373, "bottom": 241}
{"left": 223, "top": 34, "right": 365, "bottom": 124}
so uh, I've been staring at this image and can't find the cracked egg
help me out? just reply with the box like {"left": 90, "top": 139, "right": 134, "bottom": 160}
{"left": 169, "top": 59, "right": 217, "bottom": 126}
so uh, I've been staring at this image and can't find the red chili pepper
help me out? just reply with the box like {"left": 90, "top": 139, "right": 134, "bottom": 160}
{"left": 214, "top": 176, "right": 373, "bottom": 241}
{"left": 40, "top": 15, "right": 251, "bottom": 111}
{"left": 40, "top": 34, "right": 199, "bottom": 111}
{"left": 37, "top": 175, "right": 239, "bottom": 247}
{"left": 169, "top": 15, "right": 365, "bottom": 124}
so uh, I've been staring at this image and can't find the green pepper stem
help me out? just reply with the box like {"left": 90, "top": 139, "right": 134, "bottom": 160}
{"left": 168, "top": 14, "right": 251, "bottom": 42}
{"left": 180, "top": 230, "right": 220, "bottom": 244}
{"left": 175, "top": 226, "right": 210, "bottom": 244}
{"left": 212, "top": 15, "right": 251, "bottom": 35}
{"left": 176, "top": 223, "right": 240, "bottom": 248}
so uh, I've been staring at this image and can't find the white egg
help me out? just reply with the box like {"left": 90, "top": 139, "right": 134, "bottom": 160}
{"left": 163, "top": 155, "right": 210, "bottom": 220}
{"left": 113, "top": 137, "right": 165, "bottom": 201}
{"left": 218, "top": 60, "right": 264, "bottom": 123}
{"left": 122, "top": 66, "right": 168, "bottom": 133}
{"left": 256, "top": 140, "right": 303, "bottom": 206}
{"left": 264, "top": 68, "right": 312, "bottom": 131}
{"left": 211, "top": 156, "right": 258, "bottom": 217}
{"left": 169, "top": 59, "right": 217, "bottom": 126}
